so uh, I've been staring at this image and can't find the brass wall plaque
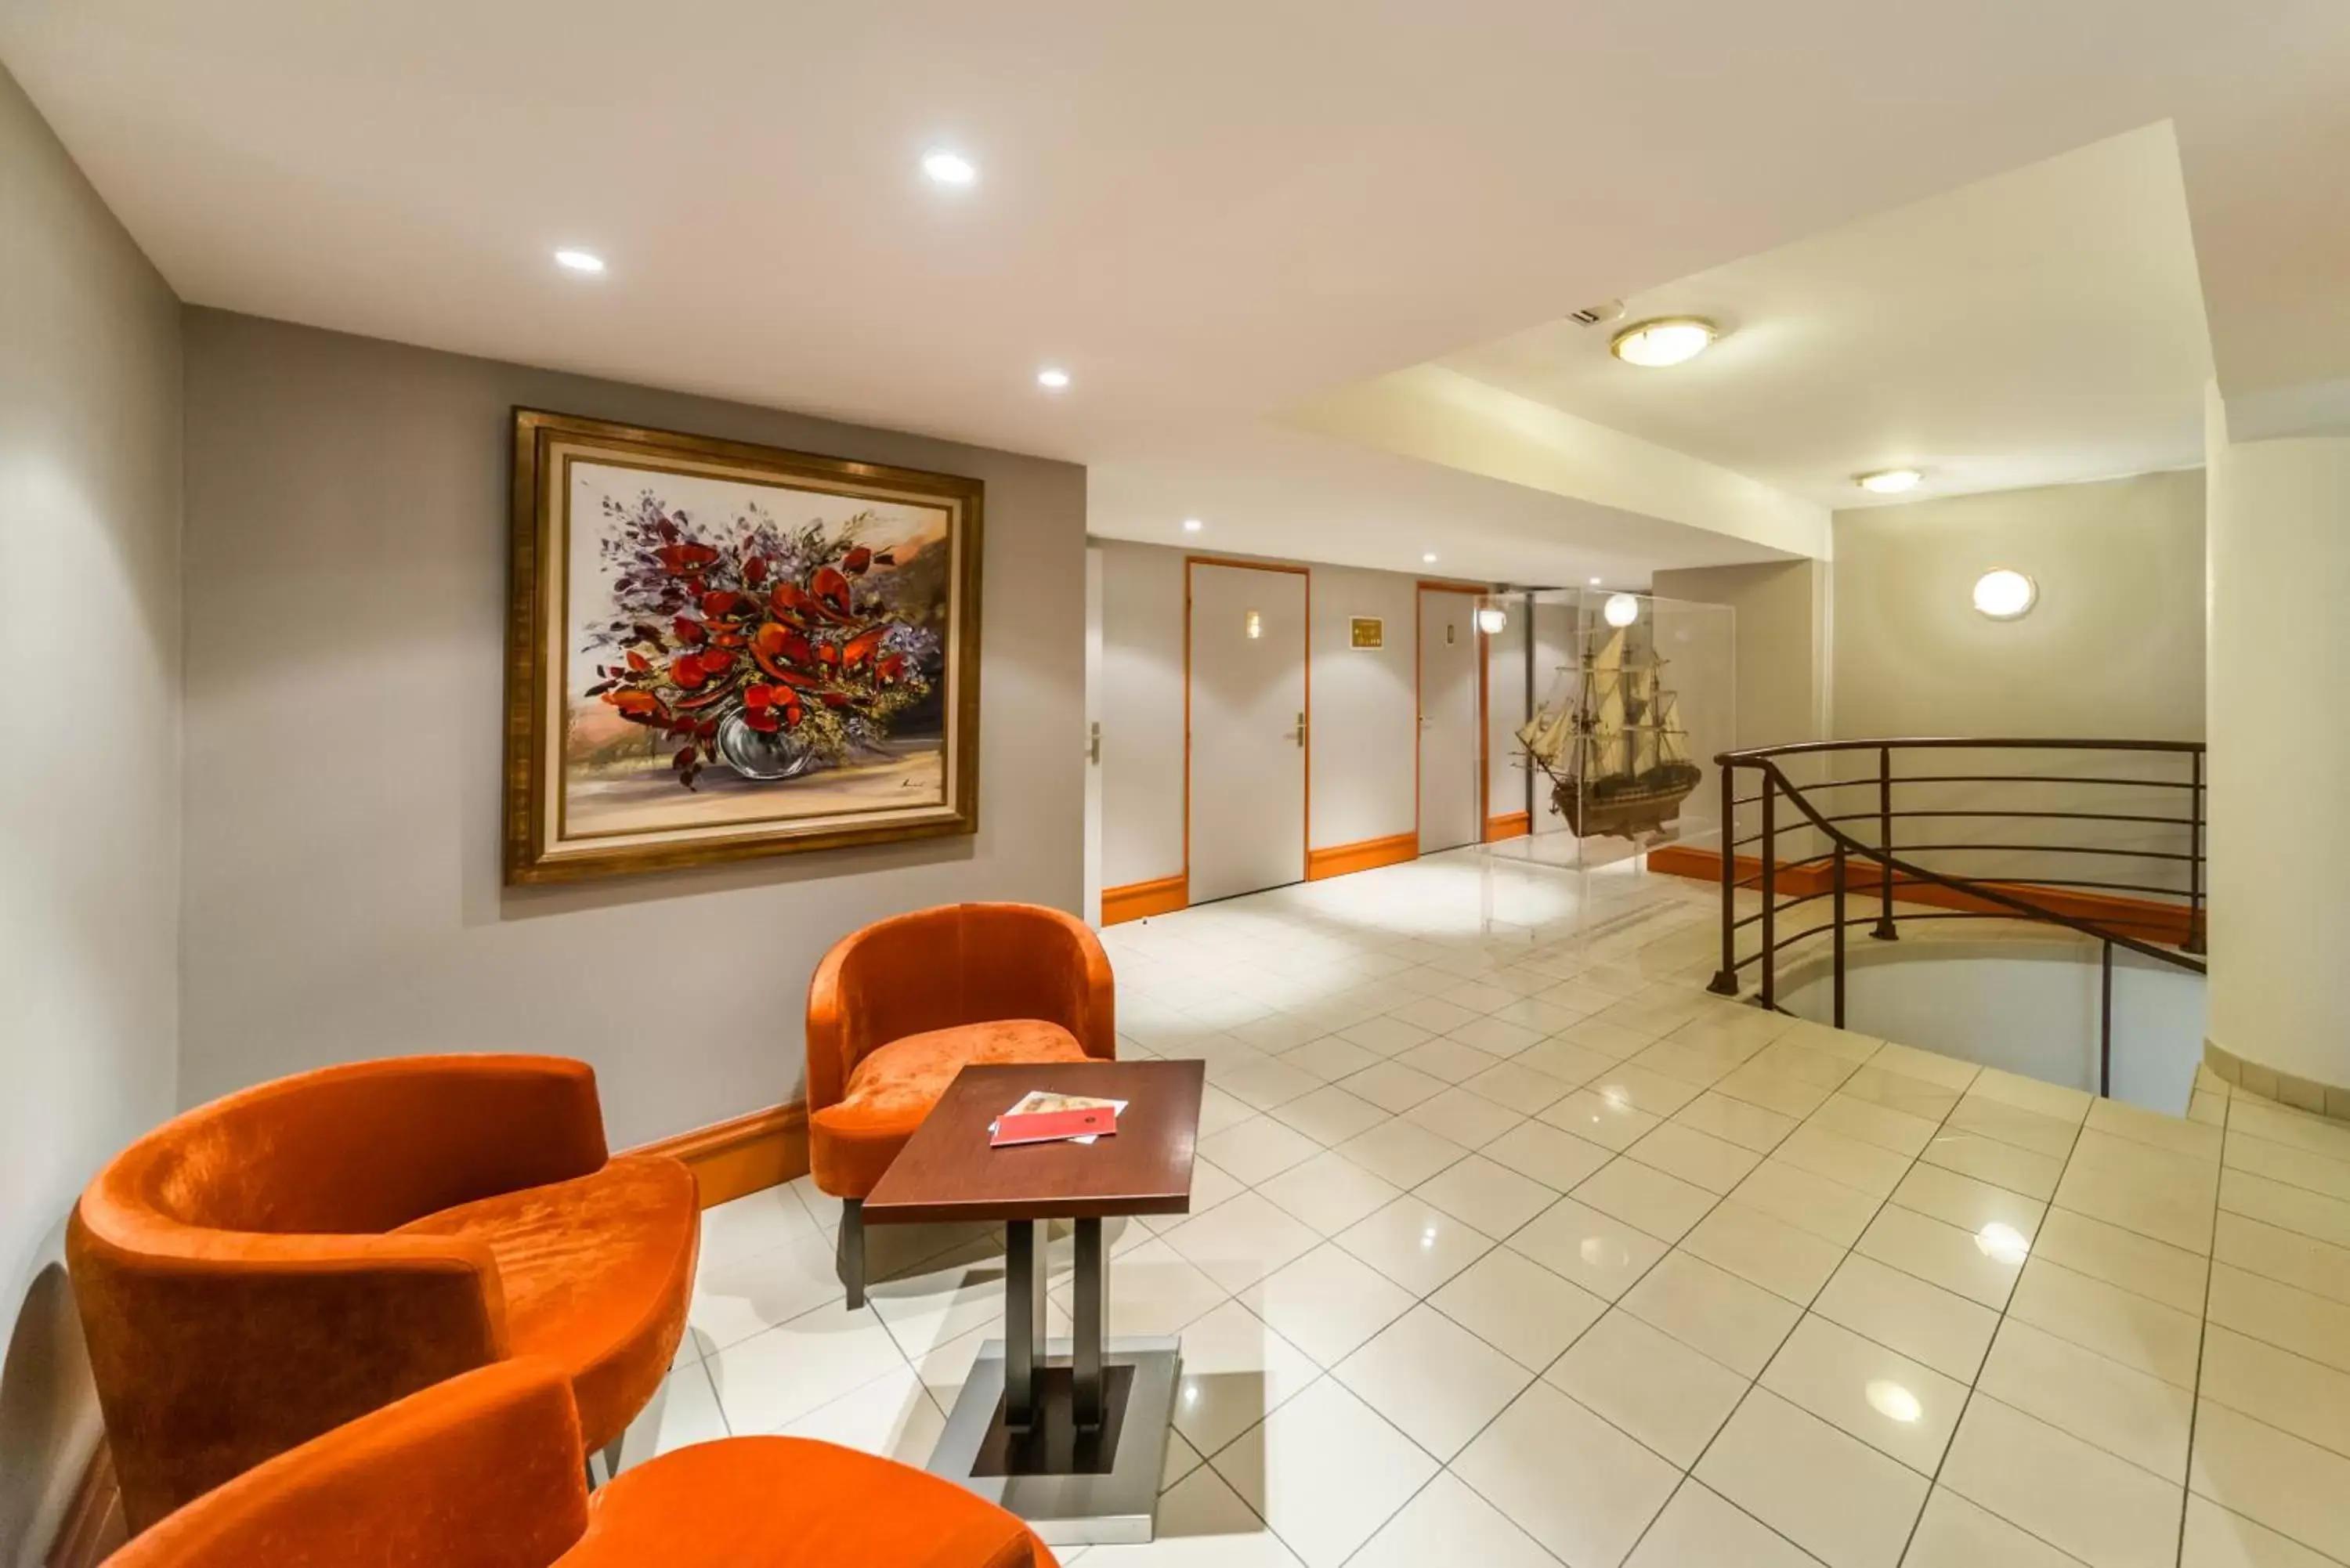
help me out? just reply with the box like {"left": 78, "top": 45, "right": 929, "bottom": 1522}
{"left": 1350, "top": 616, "right": 1384, "bottom": 649}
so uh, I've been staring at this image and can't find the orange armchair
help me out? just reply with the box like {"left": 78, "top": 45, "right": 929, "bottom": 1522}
{"left": 69, "top": 1055, "right": 698, "bottom": 1532}
{"left": 104, "top": 1358, "right": 1057, "bottom": 1568}
{"left": 806, "top": 902, "right": 1114, "bottom": 1303}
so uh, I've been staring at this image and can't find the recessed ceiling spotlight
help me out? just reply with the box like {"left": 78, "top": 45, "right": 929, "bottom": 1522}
{"left": 553, "top": 249, "right": 606, "bottom": 274}
{"left": 1589, "top": 576, "right": 1603, "bottom": 586}
{"left": 1036, "top": 367, "right": 1071, "bottom": 389}
{"left": 1182, "top": 518, "right": 1203, "bottom": 533}
{"left": 1609, "top": 316, "right": 1718, "bottom": 368}
{"left": 921, "top": 149, "right": 977, "bottom": 186}
{"left": 1857, "top": 468, "right": 1924, "bottom": 494}
{"left": 1422, "top": 552, "right": 1439, "bottom": 564}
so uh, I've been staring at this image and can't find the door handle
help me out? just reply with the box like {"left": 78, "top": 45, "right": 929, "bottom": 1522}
{"left": 1287, "top": 711, "right": 1307, "bottom": 747}
{"left": 1086, "top": 721, "right": 1101, "bottom": 764}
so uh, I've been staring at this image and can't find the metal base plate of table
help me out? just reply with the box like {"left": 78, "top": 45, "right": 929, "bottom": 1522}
{"left": 922, "top": 1217, "right": 1179, "bottom": 1545}
{"left": 927, "top": 1334, "right": 1182, "bottom": 1547}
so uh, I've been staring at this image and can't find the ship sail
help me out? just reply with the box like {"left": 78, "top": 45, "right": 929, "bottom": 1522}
{"left": 1630, "top": 661, "right": 1661, "bottom": 775}
{"left": 1515, "top": 703, "right": 1575, "bottom": 768}
{"left": 1589, "top": 630, "right": 1627, "bottom": 779}
{"left": 1656, "top": 690, "right": 1690, "bottom": 764}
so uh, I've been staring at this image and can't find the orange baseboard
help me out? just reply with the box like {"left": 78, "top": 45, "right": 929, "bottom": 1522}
{"left": 1102, "top": 873, "right": 1188, "bottom": 925}
{"left": 1647, "top": 842, "right": 1786, "bottom": 886}
{"left": 1307, "top": 830, "right": 1420, "bottom": 881}
{"left": 1482, "top": 811, "right": 1531, "bottom": 844}
{"left": 628, "top": 1101, "right": 809, "bottom": 1209}
{"left": 1645, "top": 845, "right": 2196, "bottom": 945}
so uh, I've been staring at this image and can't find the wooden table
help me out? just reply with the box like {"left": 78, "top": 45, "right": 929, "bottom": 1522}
{"left": 862, "top": 1059, "right": 1204, "bottom": 1545}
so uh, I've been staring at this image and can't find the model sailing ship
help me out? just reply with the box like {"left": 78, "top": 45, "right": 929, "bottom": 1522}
{"left": 1516, "top": 612, "right": 1701, "bottom": 840}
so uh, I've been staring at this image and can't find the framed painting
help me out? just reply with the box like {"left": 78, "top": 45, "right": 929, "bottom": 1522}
{"left": 504, "top": 409, "right": 982, "bottom": 883}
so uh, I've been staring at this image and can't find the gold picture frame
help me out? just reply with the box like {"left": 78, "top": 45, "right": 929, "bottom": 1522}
{"left": 504, "top": 409, "right": 983, "bottom": 883}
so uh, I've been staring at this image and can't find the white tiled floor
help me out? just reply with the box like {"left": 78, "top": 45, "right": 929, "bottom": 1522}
{"left": 645, "top": 850, "right": 2350, "bottom": 1566}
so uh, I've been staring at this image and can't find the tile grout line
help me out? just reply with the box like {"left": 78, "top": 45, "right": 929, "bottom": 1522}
{"left": 1212, "top": 986, "right": 1795, "bottom": 1565}
{"left": 1895, "top": 1271, "right": 2038, "bottom": 1566}
{"left": 1907, "top": 1089, "right": 2207, "bottom": 1568}
{"left": 2172, "top": 1083, "right": 2229, "bottom": 1568}
{"left": 2174, "top": 1092, "right": 2350, "bottom": 1567}
{"left": 1622, "top": 1029, "right": 1948, "bottom": 1568}
{"left": 1428, "top": 1010, "right": 1917, "bottom": 1563}
{"left": 1893, "top": 1075, "right": 2054, "bottom": 1568}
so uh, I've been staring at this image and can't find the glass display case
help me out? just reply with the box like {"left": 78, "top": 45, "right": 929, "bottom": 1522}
{"left": 1480, "top": 586, "right": 1737, "bottom": 886}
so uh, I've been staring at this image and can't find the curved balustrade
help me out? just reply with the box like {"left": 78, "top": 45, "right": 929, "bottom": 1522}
{"left": 1705, "top": 739, "right": 2206, "bottom": 1097}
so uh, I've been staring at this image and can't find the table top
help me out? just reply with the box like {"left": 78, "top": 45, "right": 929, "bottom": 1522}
{"left": 862, "top": 1059, "right": 1206, "bottom": 1225}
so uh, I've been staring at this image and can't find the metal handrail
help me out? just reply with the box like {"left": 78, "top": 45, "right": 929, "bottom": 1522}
{"left": 1712, "top": 735, "right": 2205, "bottom": 757}
{"left": 1705, "top": 737, "right": 2206, "bottom": 1098}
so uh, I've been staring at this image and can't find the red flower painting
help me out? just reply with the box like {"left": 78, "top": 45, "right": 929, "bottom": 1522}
{"left": 580, "top": 493, "right": 938, "bottom": 789}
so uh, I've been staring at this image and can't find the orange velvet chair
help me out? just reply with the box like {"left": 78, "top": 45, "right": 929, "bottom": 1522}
{"left": 806, "top": 902, "right": 1114, "bottom": 1304}
{"left": 103, "top": 1357, "right": 1057, "bottom": 1568}
{"left": 69, "top": 1055, "right": 699, "bottom": 1533}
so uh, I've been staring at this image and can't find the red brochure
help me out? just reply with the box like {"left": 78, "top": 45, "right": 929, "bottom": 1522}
{"left": 990, "top": 1105, "right": 1118, "bottom": 1147}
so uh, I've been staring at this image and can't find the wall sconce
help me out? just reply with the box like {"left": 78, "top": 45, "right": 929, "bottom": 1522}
{"left": 1244, "top": 609, "right": 1262, "bottom": 639}
{"left": 1971, "top": 569, "right": 2036, "bottom": 620}
{"left": 1603, "top": 592, "right": 1640, "bottom": 628}
{"left": 1476, "top": 605, "right": 1508, "bottom": 635}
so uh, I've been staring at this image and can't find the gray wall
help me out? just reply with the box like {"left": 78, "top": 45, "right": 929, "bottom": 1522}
{"left": 1097, "top": 543, "right": 1188, "bottom": 889}
{"left": 1484, "top": 600, "right": 1531, "bottom": 822}
{"left": 1829, "top": 469, "right": 2207, "bottom": 891}
{"left": 1831, "top": 471, "right": 2205, "bottom": 742}
{"left": 1652, "top": 559, "right": 1829, "bottom": 754}
{"left": 1306, "top": 564, "right": 1419, "bottom": 847}
{"left": 179, "top": 311, "right": 1086, "bottom": 1145}
{"left": 1653, "top": 559, "right": 1831, "bottom": 856}
{"left": 0, "top": 63, "right": 183, "bottom": 1564}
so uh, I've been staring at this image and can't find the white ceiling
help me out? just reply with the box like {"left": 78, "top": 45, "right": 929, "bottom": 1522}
{"left": 5, "top": 1, "right": 2347, "bottom": 580}
{"left": 1432, "top": 125, "right": 2214, "bottom": 511}
{"left": 1086, "top": 423, "right": 1796, "bottom": 588}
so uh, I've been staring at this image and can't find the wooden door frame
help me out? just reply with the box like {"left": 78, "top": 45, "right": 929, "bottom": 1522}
{"left": 1184, "top": 555, "right": 1313, "bottom": 903}
{"left": 1415, "top": 580, "right": 1491, "bottom": 854}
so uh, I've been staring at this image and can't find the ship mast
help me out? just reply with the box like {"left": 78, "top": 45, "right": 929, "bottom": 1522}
{"left": 1515, "top": 601, "right": 1692, "bottom": 789}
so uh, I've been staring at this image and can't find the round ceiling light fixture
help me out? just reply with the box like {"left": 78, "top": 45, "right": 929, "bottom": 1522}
{"left": 1422, "top": 552, "right": 1438, "bottom": 564}
{"left": 1857, "top": 468, "right": 1924, "bottom": 494}
{"left": 1609, "top": 316, "right": 1718, "bottom": 368}
{"left": 1603, "top": 592, "right": 1641, "bottom": 628}
{"left": 1036, "top": 367, "right": 1071, "bottom": 390}
{"left": 921, "top": 149, "right": 977, "bottom": 186}
{"left": 553, "top": 249, "right": 606, "bottom": 273}
{"left": 1972, "top": 569, "right": 2037, "bottom": 621}
{"left": 1476, "top": 605, "right": 1509, "bottom": 635}
{"left": 1181, "top": 518, "right": 1203, "bottom": 533}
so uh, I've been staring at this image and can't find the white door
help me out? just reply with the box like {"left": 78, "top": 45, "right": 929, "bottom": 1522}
{"left": 1419, "top": 588, "right": 1480, "bottom": 854}
{"left": 1189, "top": 562, "right": 1308, "bottom": 903}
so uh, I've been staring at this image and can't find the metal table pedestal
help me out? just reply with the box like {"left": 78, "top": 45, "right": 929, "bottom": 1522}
{"left": 925, "top": 1218, "right": 1180, "bottom": 1547}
